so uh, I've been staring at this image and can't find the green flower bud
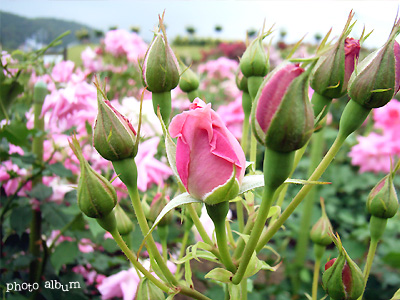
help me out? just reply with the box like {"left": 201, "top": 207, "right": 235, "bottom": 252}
{"left": 114, "top": 204, "right": 134, "bottom": 236}
{"left": 240, "top": 33, "right": 270, "bottom": 78}
{"left": 136, "top": 278, "right": 165, "bottom": 300}
{"left": 93, "top": 85, "right": 137, "bottom": 161}
{"left": 367, "top": 174, "right": 399, "bottom": 219}
{"left": 322, "top": 235, "right": 364, "bottom": 300}
{"left": 148, "top": 192, "right": 173, "bottom": 226}
{"left": 348, "top": 18, "right": 400, "bottom": 109}
{"left": 69, "top": 137, "right": 117, "bottom": 219}
{"left": 310, "top": 199, "right": 333, "bottom": 246}
{"left": 235, "top": 69, "right": 248, "bottom": 93}
{"left": 179, "top": 61, "right": 199, "bottom": 93}
{"left": 142, "top": 24, "right": 180, "bottom": 93}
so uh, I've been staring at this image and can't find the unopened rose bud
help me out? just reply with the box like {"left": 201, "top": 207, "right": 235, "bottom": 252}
{"left": 93, "top": 87, "right": 137, "bottom": 161}
{"left": 348, "top": 19, "right": 400, "bottom": 108}
{"left": 323, "top": 247, "right": 364, "bottom": 300}
{"left": 179, "top": 61, "right": 199, "bottom": 94}
{"left": 114, "top": 204, "right": 134, "bottom": 236}
{"left": 310, "top": 200, "right": 333, "bottom": 246}
{"left": 240, "top": 33, "right": 269, "bottom": 78}
{"left": 312, "top": 35, "right": 360, "bottom": 99}
{"left": 142, "top": 31, "right": 180, "bottom": 93}
{"left": 252, "top": 63, "right": 314, "bottom": 152}
{"left": 148, "top": 192, "right": 173, "bottom": 226}
{"left": 367, "top": 174, "right": 398, "bottom": 219}
{"left": 69, "top": 137, "right": 117, "bottom": 220}
{"left": 169, "top": 99, "right": 246, "bottom": 205}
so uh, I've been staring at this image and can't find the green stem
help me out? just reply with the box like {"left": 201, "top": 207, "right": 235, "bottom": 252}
{"left": 206, "top": 202, "right": 236, "bottom": 273}
{"left": 311, "top": 92, "right": 331, "bottom": 122}
{"left": 241, "top": 112, "right": 250, "bottom": 158}
{"left": 232, "top": 185, "right": 276, "bottom": 284}
{"left": 241, "top": 280, "right": 248, "bottom": 300}
{"left": 249, "top": 134, "right": 258, "bottom": 173}
{"left": 175, "top": 229, "right": 190, "bottom": 277}
{"left": 152, "top": 91, "right": 172, "bottom": 126}
{"left": 29, "top": 87, "right": 46, "bottom": 287}
{"left": 293, "top": 128, "right": 325, "bottom": 285}
{"left": 188, "top": 90, "right": 199, "bottom": 102}
{"left": 247, "top": 76, "right": 264, "bottom": 100}
{"left": 110, "top": 228, "right": 171, "bottom": 293}
{"left": 113, "top": 158, "right": 179, "bottom": 286}
{"left": 232, "top": 212, "right": 256, "bottom": 261}
{"left": 357, "top": 217, "right": 387, "bottom": 300}
{"left": 312, "top": 244, "right": 325, "bottom": 300}
{"left": 158, "top": 225, "right": 169, "bottom": 261}
{"left": 255, "top": 100, "right": 371, "bottom": 252}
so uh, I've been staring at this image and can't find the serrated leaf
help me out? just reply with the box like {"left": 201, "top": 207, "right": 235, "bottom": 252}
{"left": 137, "top": 193, "right": 202, "bottom": 255}
{"left": 50, "top": 241, "right": 78, "bottom": 274}
{"left": 204, "top": 268, "right": 233, "bottom": 283}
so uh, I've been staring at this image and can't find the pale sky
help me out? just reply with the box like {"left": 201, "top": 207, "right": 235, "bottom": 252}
{"left": 1, "top": 0, "right": 400, "bottom": 48}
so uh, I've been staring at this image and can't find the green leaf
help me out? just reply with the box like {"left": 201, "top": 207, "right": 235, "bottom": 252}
{"left": 204, "top": 268, "right": 233, "bottom": 283}
{"left": 137, "top": 193, "right": 202, "bottom": 254}
{"left": 390, "top": 288, "right": 400, "bottom": 300}
{"left": 0, "top": 121, "right": 31, "bottom": 147}
{"left": 383, "top": 252, "right": 400, "bottom": 268}
{"left": 46, "top": 162, "right": 73, "bottom": 178}
{"left": 50, "top": 241, "right": 78, "bottom": 274}
{"left": 239, "top": 175, "right": 330, "bottom": 194}
{"left": 10, "top": 205, "right": 32, "bottom": 236}
{"left": 42, "top": 202, "right": 70, "bottom": 229}
{"left": 27, "top": 183, "right": 52, "bottom": 201}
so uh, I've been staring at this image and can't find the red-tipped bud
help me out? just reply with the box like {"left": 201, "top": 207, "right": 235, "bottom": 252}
{"left": 252, "top": 63, "right": 314, "bottom": 152}
{"left": 367, "top": 174, "right": 399, "bottom": 219}
{"left": 311, "top": 37, "right": 360, "bottom": 99}
{"left": 348, "top": 18, "right": 400, "bottom": 108}
{"left": 93, "top": 87, "right": 137, "bottom": 161}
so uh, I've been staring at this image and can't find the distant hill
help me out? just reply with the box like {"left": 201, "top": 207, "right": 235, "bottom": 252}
{"left": 0, "top": 11, "right": 100, "bottom": 51}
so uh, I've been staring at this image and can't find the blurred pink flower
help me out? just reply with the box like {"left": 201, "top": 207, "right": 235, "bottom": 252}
{"left": 51, "top": 60, "right": 75, "bottom": 83}
{"left": 97, "top": 260, "right": 175, "bottom": 300}
{"left": 98, "top": 268, "right": 140, "bottom": 300}
{"left": 1, "top": 51, "right": 18, "bottom": 76}
{"left": 134, "top": 137, "right": 173, "bottom": 191}
{"left": 216, "top": 95, "right": 244, "bottom": 139}
{"left": 349, "top": 99, "right": 400, "bottom": 173}
{"left": 198, "top": 57, "right": 238, "bottom": 80}
{"left": 81, "top": 47, "right": 103, "bottom": 72}
{"left": 78, "top": 238, "right": 96, "bottom": 253}
{"left": 104, "top": 29, "right": 147, "bottom": 63}
{"left": 72, "top": 264, "right": 101, "bottom": 285}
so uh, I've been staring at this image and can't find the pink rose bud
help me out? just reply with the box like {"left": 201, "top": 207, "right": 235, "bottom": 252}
{"left": 323, "top": 251, "right": 364, "bottom": 300}
{"left": 348, "top": 19, "right": 400, "bottom": 108}
{"left": 252, "top": 63, "right": 314, "bottom": 152}
{"left": 311, "top": 37, "right": 360, "bottom": 99}
{"left": 169, "top": 99, "right": 246, "bottom": 205}
{"left": 93, "top": 86, "right": 137, "bottom": 161}
{"left": 142, "top": 29, "right": 179, "bottom": 93}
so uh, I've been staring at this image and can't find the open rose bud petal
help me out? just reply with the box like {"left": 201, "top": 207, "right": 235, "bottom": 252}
{"left": 169, "top": 99, "right": 246, "bottom": 205}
